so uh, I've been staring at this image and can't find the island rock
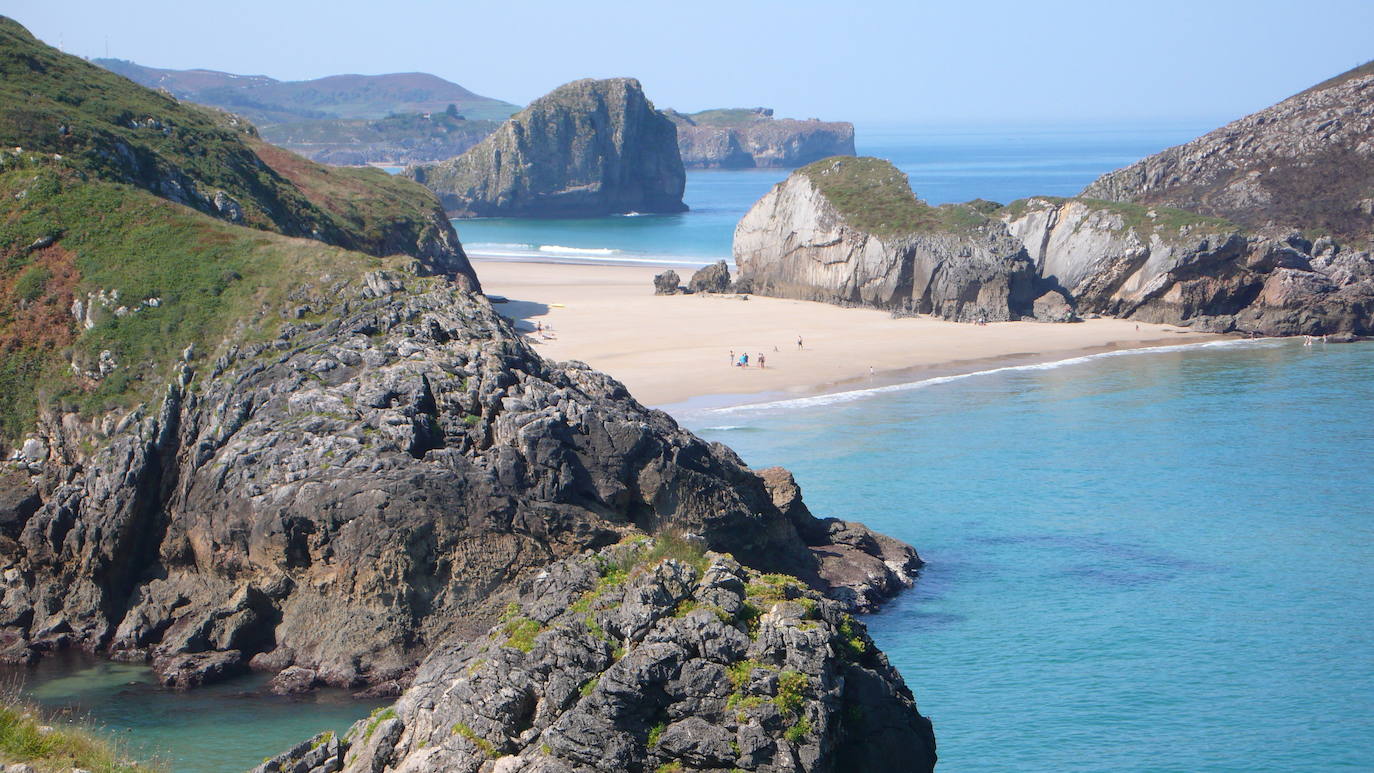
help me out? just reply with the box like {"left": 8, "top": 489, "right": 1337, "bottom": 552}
{"left": 407, "top": 78, "right": 687, "bottom": 217}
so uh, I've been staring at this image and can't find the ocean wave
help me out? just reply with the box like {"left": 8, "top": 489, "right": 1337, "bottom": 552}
{"left": 538, "top": 245, "right": 621, "bottom": 256}
{"left": 708, "top": 337, "right": 1288, "bottom": 415}
{"left": 464, "top": 244, "right": 728, "bottom": 268}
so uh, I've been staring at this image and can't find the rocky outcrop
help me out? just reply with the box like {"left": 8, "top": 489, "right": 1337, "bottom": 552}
{"left": 1001, "top": 197, "right": 1374, "bottom": 335}
{"left": 0, "top": 270, "right": 921, "bottom": 690}
{"left": 667, "top": 108, "right": 856, "bottom": 169}
{"left": 258, "top": 539, "right": 936, "bottom": 773}
{"left": 653, "top": 270, "right": 685, "bottom": 295}
{"left": 407, "top": 78, "right": 687, "bottom": 217}
{"left": 688, "top": 261, "right": 732, "bottom": 294}
{"left": 1082, "top": 61, "right": 1374, "bottom": 245}
{"left": 734, "top": 158, "right": 1036, "bottom": 321}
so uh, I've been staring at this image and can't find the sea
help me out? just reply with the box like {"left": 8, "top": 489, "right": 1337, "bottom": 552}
{"left": 7, "top": 122, "right": 1372, "bottom": 772}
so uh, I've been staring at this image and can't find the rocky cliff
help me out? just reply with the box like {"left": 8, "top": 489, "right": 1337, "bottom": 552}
{"left": 257, "top": 539, "right": 936, "bottom": 773}
{"left": 667, "top": 108, "right": 856, "bottom": 169}
{"left": 734, "top": 157, "right": 1036, "bottom": 321}
{"left": 407, "top": 79, "right": 687, "bottom": 217}
{"left": 1082, "top": 61, "right": 1374, "bottom": 245}
{"left": 1001, "top": 197, "right": 1374, "bottom": 335}
{"left": 1, "top": 22, "right": 925, "bottom": 703}
{"left": 1, "top": 270, "right": 923, "bottom": 691}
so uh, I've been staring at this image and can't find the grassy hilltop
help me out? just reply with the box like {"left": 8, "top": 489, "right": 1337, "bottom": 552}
{"left": 0, "top": 16, "right": 469, "bottom": 450}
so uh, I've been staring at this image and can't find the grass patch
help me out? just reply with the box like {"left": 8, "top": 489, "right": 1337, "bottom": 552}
{"left": 774, "top": 670, "right": 808, "bottom": 719}
{"left": 578, "top": 677, "right": 599, "bottom": 697}
{"left": 362, "top": 707, "right": 397, "bottom": 741}
{"left": 502, "top": 616, "right": 542, "bottom": 653}
{"left": 783, "top": 716, "right": 812, "bottom": 744}
{"left": 0, "top": 701, "right": 162, "bottom": 772}
{"left": 835, "top": 615, "right": 868, "bottom": 663}
{"left": 799, "top": 156, "right": 959, "bottom": 238}
{"left": 451, "top": 722, "right": 495, "bottom": 758}
{"left": 646, "top": 719, "right": 666, "bottom": 747}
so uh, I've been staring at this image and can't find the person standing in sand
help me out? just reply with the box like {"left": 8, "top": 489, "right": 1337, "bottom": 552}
{"left": 797, "top": 336, "right": 803, "bottom": 350}
{"left": 729, "top": 349, "right": 734, "bottom": 366}
{"left": 759, "top": 354, "right": 766, "bottom": 369}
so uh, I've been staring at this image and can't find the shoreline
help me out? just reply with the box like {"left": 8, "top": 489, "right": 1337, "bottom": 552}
{"left": 473, "top": 258, "right": 1232, "bottom": 410}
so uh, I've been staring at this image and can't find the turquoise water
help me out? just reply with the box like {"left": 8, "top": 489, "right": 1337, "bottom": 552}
{"left": 12, "top": 122, "right": 1358, "bottom": 771}
{"left": 454, "top": 121, "right": 1210, "bottom": 266}
{"left": 683, "top": 338, "right": 1374, "bottom": 771}
{"left": 4, "top": 652, "right": 385, "bottom": 770}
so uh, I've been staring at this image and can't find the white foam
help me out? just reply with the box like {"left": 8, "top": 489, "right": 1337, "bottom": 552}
{"left": 708, "top": 338, "right": 1288, "bottom": 416}
{"left": 538, "top": 245, "right": 620, "bottom": 256}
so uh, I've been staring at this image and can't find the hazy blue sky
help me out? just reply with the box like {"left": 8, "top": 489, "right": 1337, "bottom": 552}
{"left": 8, "top": 0, "right": 1373, "bottom": 125}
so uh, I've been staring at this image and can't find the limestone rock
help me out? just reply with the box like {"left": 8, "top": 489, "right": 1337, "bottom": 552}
{"left": 273, "top": 542, "right": 936, "bottom": 773}
{"left": 407, "top": 78, "right": 687, "bottom": 217}
{"left": 735, "top": 157, "right": 1035, "bottom": 321}
{"left": 687, "top": 261, "right": 731, "bottom": 293}
{"left": 1001, "top": 197, "right": 1374, "bottom": 335}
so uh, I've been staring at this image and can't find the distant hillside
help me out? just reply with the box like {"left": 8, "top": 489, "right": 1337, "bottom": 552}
{"left": 665, "top": 108, "right": 855, "bottom": 169}
{"left": 258, "top": 111, "right": 502, "bottom": 166}
{"left": 1083, "top": 59, "right": 1374, "bottom": 243}
{"left": 94, "top": 59, "right": 520, "bottom": 124}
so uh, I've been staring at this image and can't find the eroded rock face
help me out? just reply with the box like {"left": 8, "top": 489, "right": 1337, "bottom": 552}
{"left": 0, "top": 272, "right": 921, "bottom": 690}
{"left": 406, "top": 78, "right": 687, "bottom": 217}
{"left": 734, "top": 170, "right": 1036, "bottom": 321}
{"left": 1002, "top": 198, "right": 1374, "bottom": 335}
{"left": 1082, "top": 63, "right": 1374, "bottom": 244}
{"left": 258, "top": 541, "right": 936, "bottom": 773}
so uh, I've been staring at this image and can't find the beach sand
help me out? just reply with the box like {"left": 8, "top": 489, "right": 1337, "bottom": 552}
{"left": 473, "top": 259, "right": 1224, "bottom": 407}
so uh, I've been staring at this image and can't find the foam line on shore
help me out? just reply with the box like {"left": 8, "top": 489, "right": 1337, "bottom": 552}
{"left": 706, "top": 338, "right": 1289, "bottom": 416}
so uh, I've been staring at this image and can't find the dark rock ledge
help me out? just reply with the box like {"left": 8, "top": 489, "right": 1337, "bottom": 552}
{"left": 255, "top": 538, "right": 937, "bottom": 773}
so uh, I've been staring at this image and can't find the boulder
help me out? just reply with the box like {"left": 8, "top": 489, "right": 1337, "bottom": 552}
{"left": 1033, "top": 288, "right": 1078, "bottom": 323}
{"left": 687, "top": 260, "right": 731, "bottom": 293}
{"left": 654, "top": 269, "right": 684, "bottom": 295}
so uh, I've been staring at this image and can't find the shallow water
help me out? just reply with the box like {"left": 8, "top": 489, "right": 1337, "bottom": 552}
{"left": 1, "top": 652, "right": 385, "bottom": 771}
{"left": 683, "top": 338, "right": 1374, "bottom": 771}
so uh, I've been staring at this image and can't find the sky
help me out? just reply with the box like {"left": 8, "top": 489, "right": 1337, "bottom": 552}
{"left": 7, "top": 0, "right": 1373, "bottom": 126}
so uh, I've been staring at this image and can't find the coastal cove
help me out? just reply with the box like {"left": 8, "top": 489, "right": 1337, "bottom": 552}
{"left": 1, "top": 116, "right": 1366, "bottom": 772}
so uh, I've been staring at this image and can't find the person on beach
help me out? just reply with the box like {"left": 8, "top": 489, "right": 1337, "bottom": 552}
{"left": 742, "top": 353, "right": 749, "bottom": 367}
{"left": 730, "top": 349, "right": 734, "bottom": 366}
{"left": 759, "top": 354, "right": 766, "bottom": 369}
{"left": 797, "top": 336, "right": 803, "bottom": 350}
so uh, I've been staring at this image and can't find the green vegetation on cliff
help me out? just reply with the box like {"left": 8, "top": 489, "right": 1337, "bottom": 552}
{"left": 0, "top": 699, "right": 162, "bottom": 772}
{"left": 799, "top": 156, "right": 993, "bottom": 238}
{"left": 998, "top": 196, "right": 1237, "bottom": 237}
{"left": 0, "top": 17, "right": 471, "bottom": 451}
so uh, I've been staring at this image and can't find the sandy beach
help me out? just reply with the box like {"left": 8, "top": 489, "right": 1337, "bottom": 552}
{"left": 473, "top": 258, "right": 1224, "bottom": 407}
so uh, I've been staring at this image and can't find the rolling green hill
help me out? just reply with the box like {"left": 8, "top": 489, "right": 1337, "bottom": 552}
{"left": 0, "top": 16, "right": 476, "bottom": 450}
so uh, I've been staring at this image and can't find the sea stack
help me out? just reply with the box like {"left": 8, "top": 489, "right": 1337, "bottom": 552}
{"left": 734, "top": 156, "right": 1036, "bottom": 321}
{"left": 406, "top": 77, "right": 688, "bottom": 217}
